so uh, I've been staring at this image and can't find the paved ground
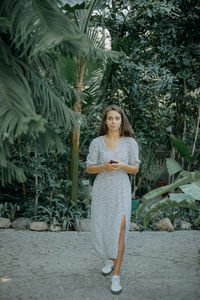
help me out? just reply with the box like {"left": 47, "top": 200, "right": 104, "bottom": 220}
{"left": 0, "top": 229, "right": 200, "bottom": 300}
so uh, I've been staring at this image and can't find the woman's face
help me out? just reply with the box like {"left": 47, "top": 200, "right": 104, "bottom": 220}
{"left": 105, "top": 110, "right": 122, "bottom": 132}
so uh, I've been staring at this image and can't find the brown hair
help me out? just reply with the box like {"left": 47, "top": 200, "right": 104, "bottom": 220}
{"left": 98, "top": 104, "right": 137, "bottom": 139}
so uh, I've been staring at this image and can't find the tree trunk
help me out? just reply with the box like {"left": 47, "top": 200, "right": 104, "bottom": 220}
{"left": 70, "top": 60, "right": 85, "bottom": 203}
{"left": 34, "top": 150, "right": 39, "bottom": 217}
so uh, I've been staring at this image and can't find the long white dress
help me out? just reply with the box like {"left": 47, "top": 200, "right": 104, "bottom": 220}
{"left": 86, "top": 135, "right": 140, "bottom": 259}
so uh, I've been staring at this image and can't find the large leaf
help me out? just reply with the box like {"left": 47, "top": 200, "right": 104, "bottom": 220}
{"left": 180, "top": 183, "right": 200, "bottom": 201}
{"left": 169, "top": 193, "right": 195, "bottom": 201}
{"left": 166, "top": 158, "right": 182, "bottom": 176}
{"left": 143, "top": 173, "right": 196, "bottom": 200}
{"left": 143, "top": 197, "right": 198, "bottom": 226}
{"left": 170, "top": 135, "right": 193, "bottom": 162}
{"left": 0, "top": 0, "right": 88, "bottom": 59}
{"left": 136, "top": 171, "right": 200, "bottom": 217}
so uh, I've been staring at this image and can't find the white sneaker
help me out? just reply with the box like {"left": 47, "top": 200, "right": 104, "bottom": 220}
{"left": 111, "top": 275, "right": 122, "bottom": 295}
{"left": 101, "top": 259, "right": 114, "bottom": 276}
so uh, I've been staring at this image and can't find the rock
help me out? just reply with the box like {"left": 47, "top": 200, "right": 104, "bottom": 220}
{"left": 153, "top": 218, "right": 174, "bottom": 231}
{"left": 78, "top": 218, "right": 91, "bottom": 232}
{"left": 0, "top": 217, "right": 12, "bottom": 229}
{"left": 12, "top": 217, "right": 32, "bottom": 230}
{"left": 180, "top": 220, "right": 191, "bottom": 230}
{"left": 129, "top": 222, "right": 140, "bottom": 231}
{"left": 29, "top": 221, "right": 49, "bottom": 231}
{"left": 50, "top": 224, "right": 62, "bottom": 232}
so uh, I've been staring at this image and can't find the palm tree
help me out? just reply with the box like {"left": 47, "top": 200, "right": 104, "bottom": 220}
{"left": 60, "top": 0, "right": 120, "bottom": 203}
{"left": 0, "top": 0, "right": 89, "bottom": 185}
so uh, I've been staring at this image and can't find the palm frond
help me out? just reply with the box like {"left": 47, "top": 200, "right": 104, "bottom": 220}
{"left": 0, "top": 0, "right": 88, "bottom": 59}
{"left": 27, "top": 69, "right": 78, "bottom": 131}
{"left": 0, "top": 161, "right": 26, "bottom": 186}
{"left": 32, "top": 124, "right": 64, "bottom": 154}
{"left": 34, "top": 53, "right": 79, "bottom": 105}
{"left": 0, "top": 56, "right": 46, "bottom": 145}
{"left": 0, "top": 17, "right": 10, "bottom": 33}
{"left": 85, "top": 26, "right": 122, "bottom": 62}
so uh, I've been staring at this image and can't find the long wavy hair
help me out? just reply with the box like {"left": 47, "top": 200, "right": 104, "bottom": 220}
{"left": 98, "top": 104, "right": 137, "bottom": 139}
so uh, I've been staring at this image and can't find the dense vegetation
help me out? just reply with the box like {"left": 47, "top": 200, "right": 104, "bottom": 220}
{"left": 0, "top": 0, "right": 200, "bottom": 230}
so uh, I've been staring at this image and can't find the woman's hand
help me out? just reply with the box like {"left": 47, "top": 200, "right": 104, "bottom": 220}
{"left": 104, "top": 160, "right": 125, "bottom": 172}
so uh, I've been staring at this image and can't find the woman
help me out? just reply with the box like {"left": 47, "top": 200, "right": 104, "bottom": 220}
{"left": 86, "top": 104, "right": 140, "bottom": 295}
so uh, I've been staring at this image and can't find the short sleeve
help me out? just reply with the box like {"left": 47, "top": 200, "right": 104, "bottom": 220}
{"left": 86, "top": 139, "right": 99, "bottom": 166}
{"left": 129, "top": 138, "right": 141, "bottom": 167}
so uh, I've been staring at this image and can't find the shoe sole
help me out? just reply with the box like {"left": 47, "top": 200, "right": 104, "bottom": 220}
{"left": 111, "top": 289, "right": 122, "bottom": 295}
{"left": 101, "top": 268, "right": 113, "bottom": 276}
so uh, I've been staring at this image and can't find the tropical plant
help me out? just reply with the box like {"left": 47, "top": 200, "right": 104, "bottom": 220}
{"left": 0, "top": 202, "right": 21, "bottom": 221}
{"left": 59, "top": 0, "right": 120, "bottom": 203}
{"left": 36, "top": 196, "right": 84, "bottom": 230}
{"left": 0, "top": 0, "right": 89, "bottom": 185}
{"left": 136, "top": 158, "right": 200, "bottom": 226}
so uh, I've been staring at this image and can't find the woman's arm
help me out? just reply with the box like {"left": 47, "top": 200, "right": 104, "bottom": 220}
{"left": 86, "top": 164, "right": 106, "bottom": 174}
{"left": 121, "top": 163, "right": 138, "bottom": 174}
{"left": 87, "top": 161, "right": 121, "bottom": 174}
{"left": 106, "top": 161, "right": 138, "bottom": 174}
{"left": 87, "top": 161, "right": 138, "bottom": 174}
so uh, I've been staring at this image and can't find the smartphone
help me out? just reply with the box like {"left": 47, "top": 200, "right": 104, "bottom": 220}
{"left": 110, "top": 160, "right": 118, "bottom": 164}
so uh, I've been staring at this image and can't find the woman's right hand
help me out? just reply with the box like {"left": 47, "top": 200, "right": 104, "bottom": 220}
{"left": 104, "top": 161, "right": 117, "bottom": 172}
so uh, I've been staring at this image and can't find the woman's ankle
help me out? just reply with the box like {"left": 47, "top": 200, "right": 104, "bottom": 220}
{"left": 109, "top": 258, "right": 116, "bottom": 262}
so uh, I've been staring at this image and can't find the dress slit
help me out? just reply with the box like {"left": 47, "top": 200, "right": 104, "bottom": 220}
{"left": 113, "top": 214, "right": 126, "bottom": 259}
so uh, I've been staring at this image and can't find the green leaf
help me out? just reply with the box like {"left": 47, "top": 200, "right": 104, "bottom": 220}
{"left": 180, "top": 183, "right": 200, "bottom": 200}
{"left": 170, "top": 135, "right": 193, "bottom": 162}
{"left": 143, "top": 198, "right": 197, "bottom": 226}
{"left": 0, "top": 58, "right": 46, "bottom": 145}
{"left": 169, "top": 193, "right": 195, "bottom": 201}
{"left": 147, "top": 8, "right": 152, "bottom": 17}
{"left": 194, "top": 216, "right": 200, "bottom": 225}
{"left": 143, "top": 174, "right": 194, "bottom": 201}
{"left": 166, "top": 158, "right": 182, "bottom": 175}
{"left": 1, "top": 0, "right": 88, "bottom": 59}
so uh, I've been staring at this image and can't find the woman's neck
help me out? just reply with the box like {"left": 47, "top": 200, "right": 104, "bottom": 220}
{"left": 106, "top": 131, "right": 120, "bottom": 139}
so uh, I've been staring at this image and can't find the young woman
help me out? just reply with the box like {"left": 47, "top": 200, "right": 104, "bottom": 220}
{"left": 86, "top": 104, "right": 140, "bottom": 295}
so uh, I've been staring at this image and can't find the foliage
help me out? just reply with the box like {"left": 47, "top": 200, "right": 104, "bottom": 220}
{"left": 1, "top": 0, "right": 200, "bottom": 226}
{"left": 136, "top": 155, "right": 200, "bottom": 226}
{"left": 137, "top": 148, "right": 167, "bottom": 194}
{"left": 0, "top": 202, "right": 20, "bottom": 221}
{"left": 142, "top": 197, "right": 199, "bottom": 227}
{"left": 170, "top": 135, "right": 193, "bottom": 163}
{"left": 0, "top": 0, "right": 89, "bottom": 185}
{"left": 95, "top": 0, "right": 200, "bottom": 148}
{"left": 132, "top": 205, "right": 200, "bottom": 230}
{"left": 36, "top": 197, "right": 83, "bottom": 231}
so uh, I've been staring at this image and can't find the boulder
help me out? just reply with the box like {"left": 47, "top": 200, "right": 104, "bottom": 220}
{"left": 29, "top": 221, "right": 49, "bottom": 231}
{"left": 180, "top": 220, "right": 191, "bottom": 230}
{"left": 50, "top": 224, "right": 62, "bottom": 232}
{"left": 129, "top": 222, "right": 140, "bottom": 231}
{"left": 0, "top": 217, "right": 12, "bottom": 229}
{"left": 12, "top": 217, "right": 32, "bottom": 230}
{"left": 153, "top": 218, "right": 174, "bottom": 231}
{"left": 78, "top": 218, "right": 91, "bottom": 232}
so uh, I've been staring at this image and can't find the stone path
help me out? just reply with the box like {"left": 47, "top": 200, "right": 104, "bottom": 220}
{"left": 0, "top": 229, "right": 200, "bottom": 300}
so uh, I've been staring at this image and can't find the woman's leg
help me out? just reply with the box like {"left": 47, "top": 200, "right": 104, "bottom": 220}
{"left": 113, "top": 215, "right": 126, "bottom": 275}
